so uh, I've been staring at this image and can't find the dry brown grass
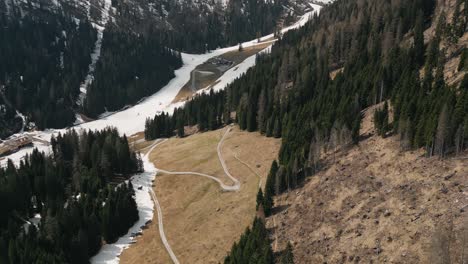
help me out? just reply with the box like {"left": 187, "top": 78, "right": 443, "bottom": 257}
{"left": 120, "top": 126, "right": 281, "bottom": 264}
{"left": 267, "top": 104, "right": 468, "bottom": 264}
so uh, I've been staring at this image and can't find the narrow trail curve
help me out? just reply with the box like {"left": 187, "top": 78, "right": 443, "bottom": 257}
{"left": 232, "top": 151, "right": 263, "bottom": 189}
{"left": 216, "top": 126, "right": 241, "bottom": 190}
{"left": 154, "top": 126, "right": 240, "bottom": 192}
{"left": 147, "top": 126, "right": 239, "bottom": 264}
{"left": 149, "top": 188, "right": 180, "bottom": 264}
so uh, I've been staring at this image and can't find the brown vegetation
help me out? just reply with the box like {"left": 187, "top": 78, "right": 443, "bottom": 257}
{"left": 267, "top": 105, "right": 468, "bottom": 263}
{"left": 121, "top": 126, "right": 281, "bottom": 264}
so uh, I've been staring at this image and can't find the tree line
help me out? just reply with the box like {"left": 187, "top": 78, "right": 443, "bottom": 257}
{"left": 144, "top": 89, "right": 227, "bottom": 140}
{"left": 0, "top": 128, "right": 142, "bottom": 263}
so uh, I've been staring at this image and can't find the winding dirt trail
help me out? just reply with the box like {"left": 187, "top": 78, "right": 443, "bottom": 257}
{"left": 147, "top": 126, "right": 240, "bottom": 264}
{"left": 155, "top": 126, "right": 239, "bottom": 192}
{"left": 233, "top": 152, "right": 263, "bottom": 188}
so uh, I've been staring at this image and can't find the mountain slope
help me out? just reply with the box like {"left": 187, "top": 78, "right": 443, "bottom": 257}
{"left": 0, "top": 0, "right": 321, "bottom": 140}
{"left": 139, "top": 0, "right": 467, "bottom": 262}
{"left": 268, "top": 103, "right": 467, "bottom": 263}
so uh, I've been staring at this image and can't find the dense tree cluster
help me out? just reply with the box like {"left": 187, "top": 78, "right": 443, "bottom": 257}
{"left": 0, "top": 105, "right": 22, "bottom": 139}
{"left": 224, "top": 0, "right": 283, "bottom": 47}
{"left": 0, "top": 10, "right": 97, "bottom": 137}
{"left": 0, "top": 128, "right": 142, "bottom": 263}
{"left": 84, "top": 26, "right": 182, "bottom": 117}
{"left": 111, "top": 0, "right": 286, "bottom": 53}
{"left": 145, "top": 89, "right": 227, "bottom": 140}
{"left": 224, "top": 217, "right": 274, "bottom": 264}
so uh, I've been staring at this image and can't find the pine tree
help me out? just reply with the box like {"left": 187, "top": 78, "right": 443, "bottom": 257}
{"left": 256, "top": 188, "right": 264, "bottom": 211}
{"left": 281, "top": 242, "right": 295, "bottom": 264}
{"left": 414, "top": 11, "right": 425, "bottom": 66}
{"left": 263, "top": 161, "right": 278, "bottom": 216}
{"left": 435, "top": 104, "right": 450, "bottom": 157}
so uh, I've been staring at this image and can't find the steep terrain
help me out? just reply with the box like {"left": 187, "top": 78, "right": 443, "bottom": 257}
{"left": 267, "top": 104, "right": 468, "bottom": 263}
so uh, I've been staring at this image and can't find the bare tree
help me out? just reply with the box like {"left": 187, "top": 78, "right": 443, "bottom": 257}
{"left": 398, "top": 118, "right": 411, "bottom": 150}
{"left": 435, "top": 104, "right": 450, "bottom": 157}
{"left": 291, "top": 157, "right": 299, "bottom": 188}
{"left": 275, "top": 166, "right": 286, "bottom": 195}
{"left": 340, "top": 124, "right": 352, "bottom": 147}
{"left": 330, "top": 122, "right": 340, "bottom": 163}
{"left": 461, "top": 216, "right": 468, "bottom": 264}
{"left": 454, "top": 125, "right": 464, "bottom": 156}
{"left": 308, "top": 139, "right": 321, "bottom": 174}
{"left": 429, "top": 220, "right": 453, "bottom": 264}
{"left": 257, "top": 89, "right": 266, "bottom": 133}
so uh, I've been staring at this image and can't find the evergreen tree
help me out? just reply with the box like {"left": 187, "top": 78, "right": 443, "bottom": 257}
{"left": 280, "top": 242, "right": 295, "bottom": 264}
{"left": 256, "top": 188, "right": 264, "bottom": 211}
{"left": 414, "top": 12, "right": 425, "bottom": 66}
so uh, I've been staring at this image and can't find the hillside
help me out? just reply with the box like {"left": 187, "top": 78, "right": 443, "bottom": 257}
{"left": 140, "top": 0, "right": 468, "bottom": 262}
{"left": 0, "top": 0, "right": 318, "bottom": 139}
{"left": 121, "top": 126, "right": 281, "bottom": 263}
{"left": 267, "top": 103, "right": 468, "bottom": 263}
{"left": 0, "top": 0, "right": 466, "bottom": 262}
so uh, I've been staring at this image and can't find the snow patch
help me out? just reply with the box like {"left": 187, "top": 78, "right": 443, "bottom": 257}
{"left": 22, "top": 213, "right": 41, "bottom": 233}
{"left": 90, "top": 143, "right": 158, "bottom": 264}
{"left": 77, "top": 0, "right": 113, "bottom": 106}
{"left": 15, "top": 110, "right": 26, "bottom": 133}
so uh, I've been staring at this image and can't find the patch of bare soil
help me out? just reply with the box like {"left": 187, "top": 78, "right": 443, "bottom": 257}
{"left": 120, "top": 126, "right": 281, "bottom": 264}
{"left": 267, "top": 105, "right": 468, "bottom": 263}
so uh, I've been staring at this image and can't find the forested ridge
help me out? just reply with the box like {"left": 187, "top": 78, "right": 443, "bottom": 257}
{"left": 0, "top": 3, "right": 184, "bottom": 137}
{"left": 84, "top": 26, "right": 182, "bottom": 117}
{"left": 145, "top": 0, "right": 468, "bottom": 261}
{"left": 112, "top": 0, "right": 289, "bottom": 53}
{"left": 0, "top": 128, "right": 142, "bottom": 263}
{"left": 0, "top": 10, "right": 97, "bottom": 136}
